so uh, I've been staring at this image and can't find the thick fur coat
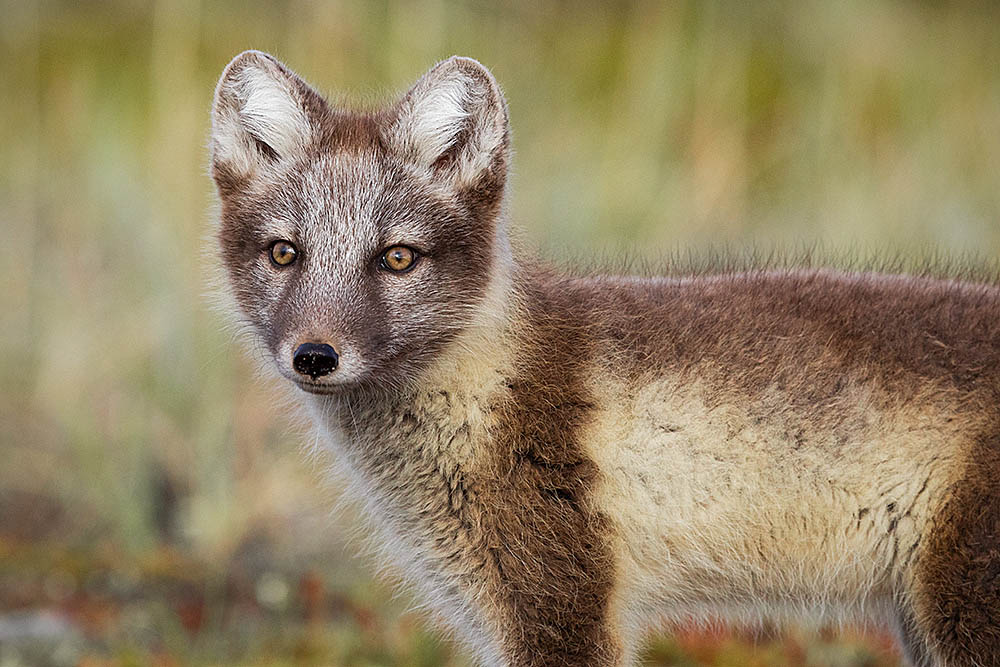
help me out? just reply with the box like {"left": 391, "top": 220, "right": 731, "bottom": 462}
{"left": 210, "top": 51, "right": 1000, "bottom": 666}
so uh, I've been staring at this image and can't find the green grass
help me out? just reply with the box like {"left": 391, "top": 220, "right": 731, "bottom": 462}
{"left": 2, "top": 0, "right": 999, "bottom": 664}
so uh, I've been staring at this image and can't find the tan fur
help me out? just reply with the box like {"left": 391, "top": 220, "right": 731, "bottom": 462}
{"left": 211, "top": 52, "right": 1000, "bottom": 666}
{"left": 589, "top": 376, "right": 964, "bottom": 627}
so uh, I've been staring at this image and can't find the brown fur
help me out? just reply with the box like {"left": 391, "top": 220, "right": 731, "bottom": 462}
{"left": 914, "top": 430, "right": 1000, "bottom": 666}
{"left": 210, "top": 51, "right": 1000, "bottom": 666}
{"left": 483, "top": 272, "right": 621, "bottom": 666}
{"left": 547, "top": 268, "right": 1000, "bottom": 665}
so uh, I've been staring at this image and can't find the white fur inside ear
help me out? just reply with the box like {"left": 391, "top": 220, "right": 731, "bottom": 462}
{"left": 236, "top": 65, "right": 309, "bottom": 157}
{"left": 394, "top": 58, "right": 509, "bottom": 189}
{"left": 408, "top": 74, "right": 469, "bottom": 167}
{"left": 212, "top": 54, "right": 311, "bottom": 176}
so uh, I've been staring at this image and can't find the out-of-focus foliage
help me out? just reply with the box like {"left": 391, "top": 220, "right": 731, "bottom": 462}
{"left": 1, "top": 0, "right": 998, "bottom": 664}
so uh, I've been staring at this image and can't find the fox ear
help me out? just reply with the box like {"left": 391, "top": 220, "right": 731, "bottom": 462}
{"left": 391, "top": 57, "right": 510, "bottom": 191}
{"left": 210, "top": 50, "right": 322, "bottom": 186}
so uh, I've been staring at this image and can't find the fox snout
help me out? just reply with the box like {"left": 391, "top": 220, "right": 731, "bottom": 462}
{"left": 292, "top": 342, "right": 339, "bottom": 379}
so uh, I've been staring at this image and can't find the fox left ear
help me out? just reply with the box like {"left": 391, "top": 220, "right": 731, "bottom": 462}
{"left": 390, "top": 57, "right": 510, "bottom": 193}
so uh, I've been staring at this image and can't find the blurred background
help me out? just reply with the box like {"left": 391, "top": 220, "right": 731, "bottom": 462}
{"left": 2, "top": 1, "right": 999, "bottom": 665}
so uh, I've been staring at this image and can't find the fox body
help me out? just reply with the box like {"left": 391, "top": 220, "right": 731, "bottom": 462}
{"left": 210, "top": 51, "right": 1000, "bottom": 666}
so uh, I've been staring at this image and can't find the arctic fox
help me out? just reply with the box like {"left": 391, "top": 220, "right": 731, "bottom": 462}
{"left": 210, "top": 51, "right": 1000, "bottom": 666}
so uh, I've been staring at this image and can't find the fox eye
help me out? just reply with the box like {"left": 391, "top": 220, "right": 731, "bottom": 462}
{"left": 270, "top": 240, "right": 298, "bottom": 266}
{"left": 381, "top": 245, "right": 417, "bottom": 272}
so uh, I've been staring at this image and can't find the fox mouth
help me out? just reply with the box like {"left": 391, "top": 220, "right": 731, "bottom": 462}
{"left": 275, "top": 360, "right": 353, "bottom": 395}
{"left": 292, "top": 379, "right": 344, "bottom": 395}
{"left": 276, "top": 370, "right": 346, "bottom": 395}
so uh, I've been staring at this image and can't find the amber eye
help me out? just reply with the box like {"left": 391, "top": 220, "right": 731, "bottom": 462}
{"left": 381, "top": 245, "right": 417, "bottom": 272}
{"left": 270, "top": 240, "right": 298, "bottom": 266}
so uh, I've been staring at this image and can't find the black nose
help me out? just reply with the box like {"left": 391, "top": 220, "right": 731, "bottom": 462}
{"left": 293, "top": 343, "right": 339, "bottom": 379}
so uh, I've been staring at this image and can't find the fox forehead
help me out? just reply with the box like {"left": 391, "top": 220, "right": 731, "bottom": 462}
{"left": 248, "top": 145, "right": 453, "bottom": 255}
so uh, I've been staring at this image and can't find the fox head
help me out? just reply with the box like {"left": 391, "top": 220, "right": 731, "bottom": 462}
{"left": 210, "top": 51, "right": 512, "bottom": 393}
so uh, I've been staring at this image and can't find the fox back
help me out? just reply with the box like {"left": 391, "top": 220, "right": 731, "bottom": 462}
{"left": 210, "top": 51, "right": 1000, "bottom": 667}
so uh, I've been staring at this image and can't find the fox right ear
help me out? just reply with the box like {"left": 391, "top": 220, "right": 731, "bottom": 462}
{"left": 210, "top": 50, "right": 321, "bottom": 187}
{"left": 390, "top": 57, "right": 510, "bottom": 194}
